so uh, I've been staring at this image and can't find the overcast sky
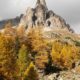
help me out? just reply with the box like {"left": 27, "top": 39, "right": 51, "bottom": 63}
{"left": 0, "top": 0, "right": 80, "bottom": 34}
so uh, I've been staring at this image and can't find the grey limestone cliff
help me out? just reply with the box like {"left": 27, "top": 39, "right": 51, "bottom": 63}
{"left": 19, "top": 0, "right": 74, "bottom": 33}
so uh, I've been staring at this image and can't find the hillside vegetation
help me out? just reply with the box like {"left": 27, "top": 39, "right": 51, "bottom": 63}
{"left": 0, "top": 22, "right": 80, "bottom": 80}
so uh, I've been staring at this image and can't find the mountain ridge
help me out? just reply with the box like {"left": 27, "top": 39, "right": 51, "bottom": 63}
{"left": 0, "top": 0, "right": 74, "bottom": 34}
{"left": 19, "top": 0, "right": 74, "bottom": 33}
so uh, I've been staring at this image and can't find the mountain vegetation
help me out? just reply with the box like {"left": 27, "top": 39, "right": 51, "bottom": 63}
{"left": 0, "top": 22, "right": 79, "bottom": 80}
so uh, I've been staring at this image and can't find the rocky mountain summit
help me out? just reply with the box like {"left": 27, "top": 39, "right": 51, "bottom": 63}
{"left": 19, "top": 0, "right": 74, "bottom": 33}
{"left": 0, "top": 0, "right": 79, "bottom": 43}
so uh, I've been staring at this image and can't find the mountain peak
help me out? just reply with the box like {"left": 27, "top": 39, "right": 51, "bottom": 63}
{"left": 36, "top": 0, "right": 48, "bottom": 10}
{"left": 19, "top": 0, "right": 74, "bottom": 34}
{"left": 36, "top": 0, "right": 46, "bottom": 6}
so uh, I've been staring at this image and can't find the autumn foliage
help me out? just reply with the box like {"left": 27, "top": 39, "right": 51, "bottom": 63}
{"left": 0, "top": 22, "right": 80, "bottom": 79}
{"left": 24, "top": 62, "right": 39, "bottom": 80}
{"left": 51, "top": 40, "right": 79, "bottom": 69}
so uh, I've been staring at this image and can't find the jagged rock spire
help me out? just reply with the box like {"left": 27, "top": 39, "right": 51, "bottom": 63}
{"left": 40, "top": 0, "right": 46, "bottom": 6}
{"left": 19, "top": 0, "right": 74, "bottom": 33}
{"left": 37, "top": 0, "right": 40, "bottom": 4}
{"left": 36, "top": 0, "right": 48, "bottom": 10}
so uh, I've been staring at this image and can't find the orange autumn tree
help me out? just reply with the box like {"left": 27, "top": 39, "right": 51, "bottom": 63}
{"left": 17, "top": 44, "right": 31, "bottom": 78}
{"left": 26, "top": 27, "right": 49, "bottom": 70}
{"left": 24, "top": 62, "right": 39, "bottom": 80}
{"left": 3, "top": 22, "right": 17, "bottom": 37}
{"left": 27, "top": 27, "right": 48, "bottom": 54}
{"left": 51, "top": 40, "right": 79, "bottom": 69}
{"left": 17, "top": 25, "right": 26, "bottom": 39}
{"left": 0, "top": 34, "right": 18, "bottom": 79}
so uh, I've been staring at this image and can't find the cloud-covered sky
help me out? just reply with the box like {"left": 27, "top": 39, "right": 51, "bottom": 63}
{"left": 0, "top": 0, "right": 80, "bottom": 33}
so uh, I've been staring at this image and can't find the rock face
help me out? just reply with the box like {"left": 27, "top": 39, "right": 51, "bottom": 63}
{"left": 19, "top": 0, "right": 74, "bottom": 33}
{"left": 43, "top": 69, "right": 80, "bottom": 80}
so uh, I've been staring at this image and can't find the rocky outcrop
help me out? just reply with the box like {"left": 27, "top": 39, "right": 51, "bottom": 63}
{"left": 19, "top": 0, "right": 74, "bottom": 33}
{"left": 42, "top": 68, "right": 80, "bottom": 80}
{"left": 0, "top": 0, "right": 74, "bottom": 34}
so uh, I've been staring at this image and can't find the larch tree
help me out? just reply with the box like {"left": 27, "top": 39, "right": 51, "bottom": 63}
{"left": 17, "top": 44, "right": 31, "bottom": 78}
{"left": 51, "top": 40, "right": 79, "bottom": 69}
{"left": 0, "top": 34, "right": 17, "bottom": 79}
{"left": 27, "top": 27, "right": 48, "bottom": 55}
{"left": 24, "top": 62, "right": 39, "bottom": 80}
